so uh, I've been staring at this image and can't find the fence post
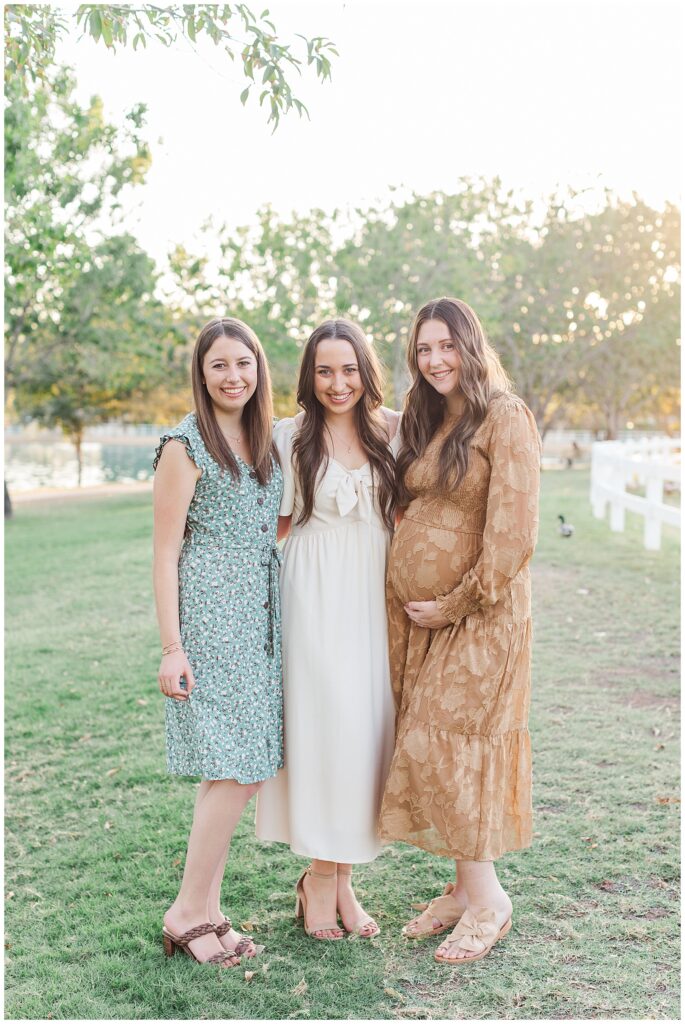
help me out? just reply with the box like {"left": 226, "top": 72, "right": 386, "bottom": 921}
{"left": 644, "top": 476, "right": 664, "bottom": 550}
{"left": 609, "top": 461, "right": 626, "bottom": 532}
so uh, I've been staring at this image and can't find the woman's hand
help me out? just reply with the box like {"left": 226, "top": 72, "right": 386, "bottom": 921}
{"left": 158, "top": 650, "right": 196, "bottom": 701}
{"left": 404, "top": 600, "right": 451, "bottom": 630}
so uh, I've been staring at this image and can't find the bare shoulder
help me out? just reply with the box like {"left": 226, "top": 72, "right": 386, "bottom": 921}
{"left": 380, "top": 406, "right": 401, "bottom": 441}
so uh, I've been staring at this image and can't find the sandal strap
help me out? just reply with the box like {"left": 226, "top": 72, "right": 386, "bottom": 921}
{"left": 307, "top": 866, "right": 337, "bottom": 879}
{"left": 447, "top": 909, "right": 500, "bottom": 954}
{"left": 412, "top": 892, "right": 463, "bottom": 931}
{"left": 171, "top": 921, "right": 217, "bottom": 946}
{"left": 206, "top": 949, "right": 241, "bottom": 966}
{"left": 214, "top": 918, "right": 233, "bottom": 938}
{"left": 233, "top": 937, "right": 256, "bottom": 955}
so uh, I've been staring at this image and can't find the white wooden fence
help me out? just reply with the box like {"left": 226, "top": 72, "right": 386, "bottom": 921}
{"left": 591, "top": 437, "right": 681, "bottom": 551}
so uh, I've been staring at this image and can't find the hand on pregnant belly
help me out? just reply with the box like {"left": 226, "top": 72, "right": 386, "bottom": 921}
{"left": 404, "top": 600, "right": 451, "bottom": 629}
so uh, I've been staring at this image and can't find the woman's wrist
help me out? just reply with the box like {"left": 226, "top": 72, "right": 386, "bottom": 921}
{"left": 162, "top": 639, "right": 183, "bottom": 656}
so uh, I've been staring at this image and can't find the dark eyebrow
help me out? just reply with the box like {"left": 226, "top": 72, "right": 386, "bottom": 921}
{"left": 418, "top": 337, "right": 453, "bottom": 345}
{"left": 315, "top": 362, "right": 358, "bottom": 369}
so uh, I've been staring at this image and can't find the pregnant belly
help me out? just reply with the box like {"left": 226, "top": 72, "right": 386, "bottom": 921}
{"left": 388, "top": 516, "right": 482, "bottom": 605}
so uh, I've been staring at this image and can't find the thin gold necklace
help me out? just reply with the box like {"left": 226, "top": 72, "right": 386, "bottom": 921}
{"left": 326, "top": 420, "right": 357, "bottom": 455}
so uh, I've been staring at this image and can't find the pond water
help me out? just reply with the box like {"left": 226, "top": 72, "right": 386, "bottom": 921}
{"left": 4, "top": 441, "right": 157, "bottom": 491}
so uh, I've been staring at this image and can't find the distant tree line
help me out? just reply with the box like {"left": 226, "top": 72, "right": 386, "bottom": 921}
{"left": 5, "top": 58, "right": 680, "bottom": 500}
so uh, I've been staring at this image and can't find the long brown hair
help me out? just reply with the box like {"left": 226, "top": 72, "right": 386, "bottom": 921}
{"left": 191, "top": 316, "right": 277, "bottom": 485}
{"left": 292, "top": 319, "right": 396, "bottom": 530}
{"left": 396, "top": 297, "right": 511, "bottom": 503}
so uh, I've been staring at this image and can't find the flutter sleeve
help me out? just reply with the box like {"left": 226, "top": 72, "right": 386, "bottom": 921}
{"left": 153, "top": 417, "right": 203, "bottom": 473}
{"left": 273, "top": 417, "right": 296, "bottom": 516}
{"left": 435, "top": 397, "right": 541, "bottom": 626}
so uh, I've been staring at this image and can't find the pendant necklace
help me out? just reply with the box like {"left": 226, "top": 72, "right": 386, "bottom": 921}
{"left": 326, "top": 420, "right": 356, "bottom": 455}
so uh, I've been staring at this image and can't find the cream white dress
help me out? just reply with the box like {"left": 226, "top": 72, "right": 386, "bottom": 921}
{"left": 255, "top": 415, "right": 398, "bottom": 862}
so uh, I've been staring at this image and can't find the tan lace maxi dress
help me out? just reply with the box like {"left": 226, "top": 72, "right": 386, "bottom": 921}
{"left": 378, "top": 392, "right": 541, "bottom": 861}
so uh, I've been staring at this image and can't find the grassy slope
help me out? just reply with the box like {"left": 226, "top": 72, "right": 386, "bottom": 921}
{"left": 5, "top": 471, "right": 680, "bottom": 1020}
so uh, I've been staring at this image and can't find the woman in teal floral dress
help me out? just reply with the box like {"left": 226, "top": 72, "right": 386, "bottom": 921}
{"left": 153, "top": 317, "right": 283, "bottom": 968}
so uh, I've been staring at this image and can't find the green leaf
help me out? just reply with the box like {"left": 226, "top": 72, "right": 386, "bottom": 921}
{"left": 240, "top": 86, "right": 250, "bottom": 105}
{"left": 89, "top": 10, "right": 102, "bottom": 43}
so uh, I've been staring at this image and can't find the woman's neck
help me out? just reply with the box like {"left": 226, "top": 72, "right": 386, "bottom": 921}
{"left": 214, "top": 406, "right": 244, "bottom": 440}
{"left": 323, "top": 409, "right": 357, "bottom": 435}
{"left": 444, "top": 390, "right": 465, "bottom": 419}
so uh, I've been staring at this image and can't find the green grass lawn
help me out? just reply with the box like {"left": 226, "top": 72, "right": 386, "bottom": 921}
{"left": 5, "top": 470, "right": 680, "bottom": 1020}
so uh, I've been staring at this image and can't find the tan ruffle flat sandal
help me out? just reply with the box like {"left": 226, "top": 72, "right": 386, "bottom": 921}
{"left": 433, "top": 908, "right": 512, "bottom": 965}
{"left": 402, "top": 882, "right": 466, "bottom": 939}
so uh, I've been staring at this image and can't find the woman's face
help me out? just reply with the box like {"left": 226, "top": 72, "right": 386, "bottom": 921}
{"left": 202, "top": 335, "right": 258, "bottom": 414}
{"left": 313, "top": 338, "right": 365, "bottom": 416}
{"left": 415, "top": 318, "right": 461, "bottom": 397}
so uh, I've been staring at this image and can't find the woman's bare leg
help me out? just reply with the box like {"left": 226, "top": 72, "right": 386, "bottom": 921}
{"left": 301, "top": 858, "right": 344, "bottom": 939}
{"left": 163, "top": 778, "right": 260, "bottom": 962}
{"left": 336, "top": 863, "right": 378, "bottom": 936}
{"left": 435, "top": 860, "right": 512, "bottom": 961}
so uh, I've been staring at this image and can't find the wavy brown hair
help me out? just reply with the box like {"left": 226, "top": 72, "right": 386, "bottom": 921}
{"left": 396, "top": 297, "right": 511, "bottom": 504}
{"left": 292, "top": 319, "right": 396, "bottom": 531}
{"left": 191, "top": 316, "right": 277, "bottom": 485}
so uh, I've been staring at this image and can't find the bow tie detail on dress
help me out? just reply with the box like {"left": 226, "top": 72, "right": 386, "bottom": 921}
{"left": 335, "top": 466, "right": 373, "bottom": 521}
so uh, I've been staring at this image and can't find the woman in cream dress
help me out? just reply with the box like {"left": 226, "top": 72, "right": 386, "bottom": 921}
{"left": 256, "top": 319, "right": 399, "bottom": 940}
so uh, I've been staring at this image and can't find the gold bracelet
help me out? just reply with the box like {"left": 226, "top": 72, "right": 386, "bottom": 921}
{"left": 162, "top": 641, "right": 183, "bottom": 655}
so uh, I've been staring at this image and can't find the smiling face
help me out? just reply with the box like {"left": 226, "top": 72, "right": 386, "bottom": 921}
{"left": 313, "top": 337, "right": 365, "bottom": 416}
{"left": 202, "top": 335, "right": 258, "bottom": 415}
{"left": 415, "top": 318, "right": 461, "bottom": 397}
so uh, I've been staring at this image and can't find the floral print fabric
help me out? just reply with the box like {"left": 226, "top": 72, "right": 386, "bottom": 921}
{"left": 378, "top": 393, "right": 541, "bottom": 860}
{"left": 153, "top": 413, "right": 284, "bottom": 783}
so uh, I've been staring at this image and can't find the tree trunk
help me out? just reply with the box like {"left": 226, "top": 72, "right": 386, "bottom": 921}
{"left": 4, "top": 481, "right": 12, "bottom": 519}
{"left": 73, "top": 429, "right": 84, "bottom": 486}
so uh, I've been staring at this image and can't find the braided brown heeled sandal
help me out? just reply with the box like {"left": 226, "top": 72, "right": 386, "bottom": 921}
{"left": 162, "top": 921, "right": 241, "bottom": 966}
{"left": 214, "top": 917, "right": 263, "bottom": 957}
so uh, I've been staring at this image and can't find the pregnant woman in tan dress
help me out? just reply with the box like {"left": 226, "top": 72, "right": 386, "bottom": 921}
{"left": 378, "top": 297, "right": 541, "bottom": 965}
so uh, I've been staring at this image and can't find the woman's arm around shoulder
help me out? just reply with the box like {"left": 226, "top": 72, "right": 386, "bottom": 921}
{"left": 380, "top": 406, "right": 401, "bottom": 443}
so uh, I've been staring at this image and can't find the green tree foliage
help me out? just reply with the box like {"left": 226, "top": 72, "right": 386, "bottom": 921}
{"left": 14, "top": 236, "right": 176, "bottom": 484}
{"left": 169, "top": 184, "right": 680, "bottom": 434}
{"left": 5, "top": 66, "right": 152, "bottom": 393}
{"left": 4, "top": 4, "right": 337, "bottom": 129}
{"left": 4, "top": 68, "right": 179, "bottom": 484}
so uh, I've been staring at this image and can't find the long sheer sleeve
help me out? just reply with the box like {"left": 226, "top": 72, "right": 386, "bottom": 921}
{"left": 436, "top": 397, "right": 541, "bottom": 626}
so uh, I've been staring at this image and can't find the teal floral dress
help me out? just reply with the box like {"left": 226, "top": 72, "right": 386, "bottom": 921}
{"left": 153, "top": 413, "right": 284, "bottom": 783}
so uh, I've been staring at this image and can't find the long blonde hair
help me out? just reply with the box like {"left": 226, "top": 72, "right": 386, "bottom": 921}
{"left": 396, "top": 297, "right": 511, "bottom": 503}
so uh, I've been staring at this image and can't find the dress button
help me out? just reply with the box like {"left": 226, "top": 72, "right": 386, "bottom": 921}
{"left": 249, "top": 471, "right": 257, "bottom": 480}
{"left": 263, "top": 643, "right": 268, "bottom": 652}
{"left": 261, "top": 524, "right": 268, "bottom": 533}
{"left": 257, "top": 497, "right": 264, "bottom": 506}
{"left": 263, "top": 600, "right": 269, "bottom": 609}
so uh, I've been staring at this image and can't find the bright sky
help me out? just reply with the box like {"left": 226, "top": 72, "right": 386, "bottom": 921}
{"left": 56, "top": 0, "right": 682, "bottom": 267}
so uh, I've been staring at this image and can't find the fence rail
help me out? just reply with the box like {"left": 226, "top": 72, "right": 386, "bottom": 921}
{"left": 590, "top": 437, "right": 681, "bottom": 550}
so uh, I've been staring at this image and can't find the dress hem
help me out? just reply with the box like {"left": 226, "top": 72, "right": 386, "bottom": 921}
{"left": 255, "top": 833, "right": 382, "bottom": 864}
{"left": 377, "top": 829, "right": 533, "bottom": 862}
{"left": 167, "top": 763, "right": 284, "bottom": 785}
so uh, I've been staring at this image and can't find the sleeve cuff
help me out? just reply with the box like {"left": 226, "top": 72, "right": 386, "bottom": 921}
{"left": 435, "top": 588, "right": 480, "bottom": 626}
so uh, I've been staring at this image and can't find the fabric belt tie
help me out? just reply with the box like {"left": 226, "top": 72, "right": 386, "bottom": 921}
{"left": 260, "top": 543, "right": 281, "bottom": 658}
{"left": 335, "top": 468, "right": 373, "bottom": 522}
